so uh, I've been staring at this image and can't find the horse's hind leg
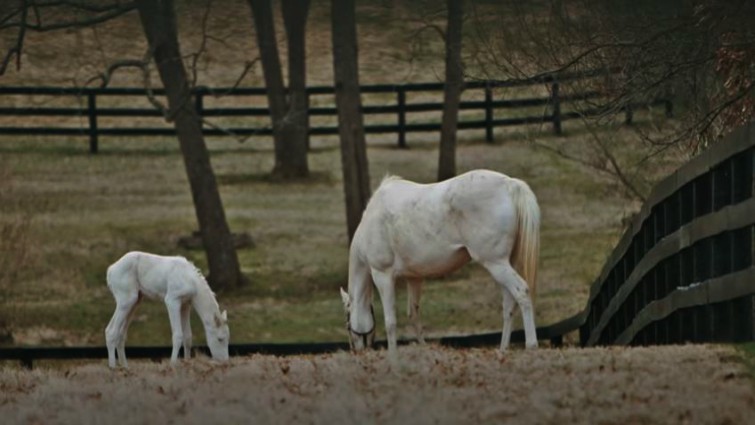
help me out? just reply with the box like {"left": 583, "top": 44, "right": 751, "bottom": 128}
{"left": 180, "top": 302, "right": 192, "bottom": 359}
{"left": 499, "top": 287, "right": 517, "bottom": 350}
{"left": 105, "top": 313, "right": 118, "bottom": 368}
{"left": 117, "top": 293, "right": 142, "bottom": 368}
{"left": 482, "top": 260, "right": 537, "bottom": 349}
{"left": 105, "top": 292, "right": 139, "bottom": 368}
{"left": 407, "top": 279, "right": 425, "bottom": 344}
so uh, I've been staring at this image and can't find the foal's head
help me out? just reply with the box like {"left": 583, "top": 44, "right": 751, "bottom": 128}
{"left": 340, "top": 287, "right": 375, "bottom": 351}
{"left": 207, "top": 310, "right": 230, "bottom": 361}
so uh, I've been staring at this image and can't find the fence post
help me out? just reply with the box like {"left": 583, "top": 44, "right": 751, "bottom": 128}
{"left": 551, "top": 82, "right": 562, "bottom": 135}
{"left": 195, "top": 89, "right": 204, "bottom": 133}
{"left": 87, "top": 93, "right": 98, "bottom": 154}
{"left": 484, "top": 84, "right": 493, "bottom": 143}
{"left": 397, "top": 87, "right": 407, "bottom": 148}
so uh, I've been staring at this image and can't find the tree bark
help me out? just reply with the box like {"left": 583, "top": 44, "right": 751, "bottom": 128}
{"left": 331, "top": 0, "right": 371, "bottom": 242}
{"left": 437, "top": 0, "right": 463, "bottom": 182}
{"left": 282, "top": 0, "right": 311, "bottom": 156}
{"left": 135, "top": 0, "right": 243, "bottom": 291}
{"left": 248, "top": 0, "right": 309, "bottom": 179}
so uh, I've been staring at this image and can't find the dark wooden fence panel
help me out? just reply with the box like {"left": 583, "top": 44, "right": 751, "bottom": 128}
{"left": 0, "top": 70, "right": 671, "bottom": 153}
{"left": 577, "top": 123, "right": 755, "bottom": 346}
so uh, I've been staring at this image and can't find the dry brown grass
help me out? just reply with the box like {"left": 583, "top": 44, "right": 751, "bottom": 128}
{"left": 1, "top": 344, "right": 754, "bottom": 424}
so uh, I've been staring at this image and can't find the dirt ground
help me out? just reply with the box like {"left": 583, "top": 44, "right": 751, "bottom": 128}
{"left": 1, "top": 344, "right": 753, "bottom": 425}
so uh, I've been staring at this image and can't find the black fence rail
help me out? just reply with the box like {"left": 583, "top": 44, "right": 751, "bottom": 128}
{"left": 1, "top": 321, "right": 573, "bottom": 369}
{"left": 574, "top": 123, "right": 755, "bottom": 346}
{"left": 0, "top": 69, "right": 672, "bottom": 153}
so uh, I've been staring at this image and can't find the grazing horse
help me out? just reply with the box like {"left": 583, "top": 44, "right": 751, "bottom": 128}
{"left": 340, "top": 169, "right": 540, "bottom": 356}
{"left": 105, "top": 251, "right": 230, "bottom": 368}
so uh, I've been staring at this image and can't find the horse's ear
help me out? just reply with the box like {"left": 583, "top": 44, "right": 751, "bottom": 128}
{"left": 221, "top": 310, "right": 227, "bottom": 322}
{"left": 339, "top": 287, "right": 350, "bottom": 308}
{"left": 214, "top": 311, "right": 223, "bottom": 327}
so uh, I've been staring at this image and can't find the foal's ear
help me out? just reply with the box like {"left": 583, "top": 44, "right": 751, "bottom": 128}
{"left": 339, "top": 287, "right": 350, "bottom": 309}
{"left": 221, "top": 310, "right": 228, "bottom": 322}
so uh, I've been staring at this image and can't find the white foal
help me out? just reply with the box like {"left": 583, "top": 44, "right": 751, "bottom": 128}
{"left": 105, "top": 251, "right": 230, "bottom": 368}
{"left": 340, "top": 169, "right": 540, "bottom": 357}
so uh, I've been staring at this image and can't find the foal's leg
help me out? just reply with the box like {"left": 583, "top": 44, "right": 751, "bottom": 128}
{"left": 164, "top": 296, "right": 185, "bottom": 365}
{"left": 117, "top": 294, "right": 142, "bottom": 368}
{"left": 407, "top": 279, "right": 425, "bottom": 344}
{"left": 180, "top": 302, "right": 192, "bottom": 359}
{"left": 105, "top": 292, "right": 139, "bottom": 368}
{"left": 483, "top": 260, "right": 537, "bottom": 349}
{"left": 371, "top": 269, "right": 398, "bottom": 358}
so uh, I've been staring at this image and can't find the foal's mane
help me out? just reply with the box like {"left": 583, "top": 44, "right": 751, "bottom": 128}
{"left": 184, "top": 257, "right": 217, "bottom": 299}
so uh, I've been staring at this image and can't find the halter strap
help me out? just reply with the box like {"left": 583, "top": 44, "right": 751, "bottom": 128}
{"left": 347, "top": 305, "right": 375, "bottom": 349}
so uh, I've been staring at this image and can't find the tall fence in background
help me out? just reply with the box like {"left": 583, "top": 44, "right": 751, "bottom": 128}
{"left": 0, "top": 69, "right": 671, "bottom": 153}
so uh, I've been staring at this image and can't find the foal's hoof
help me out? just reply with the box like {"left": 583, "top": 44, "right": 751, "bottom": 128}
{"left": 525, "top": 342, "right": 539, "bottom": 350}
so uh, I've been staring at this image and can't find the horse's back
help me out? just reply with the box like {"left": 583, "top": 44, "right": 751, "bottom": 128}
{"left": 107, "top": 251, "right": 193, "bottom": 300}
{"left": 354, "top": 169, "right": 521, "bottom": 276}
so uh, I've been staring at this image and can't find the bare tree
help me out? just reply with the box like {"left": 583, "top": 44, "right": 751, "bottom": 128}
{"left": 135, "top": 0, "right": 243, "bottom": 290}
{"left": 437, "top": 0, "right": 464, "bottom": 181}
{"left": 460, "top": 0, "right": 754, "bottom": 200}
{"left": 331, "top": 0, "right": 371, "bottom": 242}
{"left": 1, "top": 0, "right": 245, "bottom": 290}
{"left": 247, "top": 0, "right": 310, "bottom": 180}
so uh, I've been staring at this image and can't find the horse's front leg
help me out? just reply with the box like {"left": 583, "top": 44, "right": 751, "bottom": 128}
{"left": 180, "top": 302, "right": 192, "bottom": 359}
{"left": 164, "top": 296, "right": 184, "bottom": 365}
{"left": 407, "top": 279, "right": 425, "bottom": 344}
{"left": 372, "top": 269, "right": 398, "bottom": 361}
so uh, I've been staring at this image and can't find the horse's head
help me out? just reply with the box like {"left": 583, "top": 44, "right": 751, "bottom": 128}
{"left": 208, "top": 310, "right": 230, "bottom": 362}
{"left": 340, "top": 287, "right": 375, "bottom": 351}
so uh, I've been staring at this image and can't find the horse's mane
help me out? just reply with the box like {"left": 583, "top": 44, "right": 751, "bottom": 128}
{"left": 182, "top": 257, "right": 217, "bottom": 299}
{"left": 378, "top": 174, "right": 403, "bottom": 188}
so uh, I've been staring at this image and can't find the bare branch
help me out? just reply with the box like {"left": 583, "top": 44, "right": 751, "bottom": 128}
{"left": 0, "top": 2, "right": 27, "bottom": 76}
{"left": 0, "top": 2, "right": 135, "bottom": 31}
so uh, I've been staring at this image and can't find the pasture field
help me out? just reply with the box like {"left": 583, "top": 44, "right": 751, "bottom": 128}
{"left": 0, "top": 121, "right": 681, "bottom": 348}
{"left": 2, "top": 344, "right": 755, "bottom": 424}
{"left": 0, "top": 0, "right": 687, "bottom": 349}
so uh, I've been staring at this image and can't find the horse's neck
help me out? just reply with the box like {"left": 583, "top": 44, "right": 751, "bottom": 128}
{"left": 191, "top": 281, "right": 220, "bottom": 326}
{"left": 348, "top": 252, "right": 374, "bottom": 331}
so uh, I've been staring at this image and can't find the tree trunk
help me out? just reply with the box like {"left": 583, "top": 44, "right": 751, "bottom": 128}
{"left": 437, "top": 0, "right": 463, "bottom": 182}
{"left": 248, "top": 0, "right": 309, "bottom": 179}
{"left": 135, "top": 0, "right": 243, "bottom": 291}
{"left": 282, "top": 0, "right": 311, "bottom": 157}
{"left": 331, "top": 0, "right": 371, "bottom": 242}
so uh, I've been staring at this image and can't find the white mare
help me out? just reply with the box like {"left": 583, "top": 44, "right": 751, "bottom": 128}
{"left": 340, "top": 169, "right": 540, "bottom": 357}
{"left": 105, "top": 251, "right": 230, "bottom": 368}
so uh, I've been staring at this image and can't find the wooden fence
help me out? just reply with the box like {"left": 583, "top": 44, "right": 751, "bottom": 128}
{"left": 571, "top": 123, "right": 755, "bottom": 346}
{"left": 0, "top": 69, "right": 671, "bottom": 153}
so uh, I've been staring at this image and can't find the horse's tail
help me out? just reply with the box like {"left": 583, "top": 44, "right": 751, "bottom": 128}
{"left": 509, "top": 178, "right": 540, "bottom": 299}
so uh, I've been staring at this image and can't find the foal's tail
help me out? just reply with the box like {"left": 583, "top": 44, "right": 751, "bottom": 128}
{"left": 509, "top": 179, "right": 540, "bottom": 299}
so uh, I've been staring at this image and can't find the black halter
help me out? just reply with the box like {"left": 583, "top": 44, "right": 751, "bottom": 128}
{"left": 347, "top": 305, "right": 375, "bottom": 350}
